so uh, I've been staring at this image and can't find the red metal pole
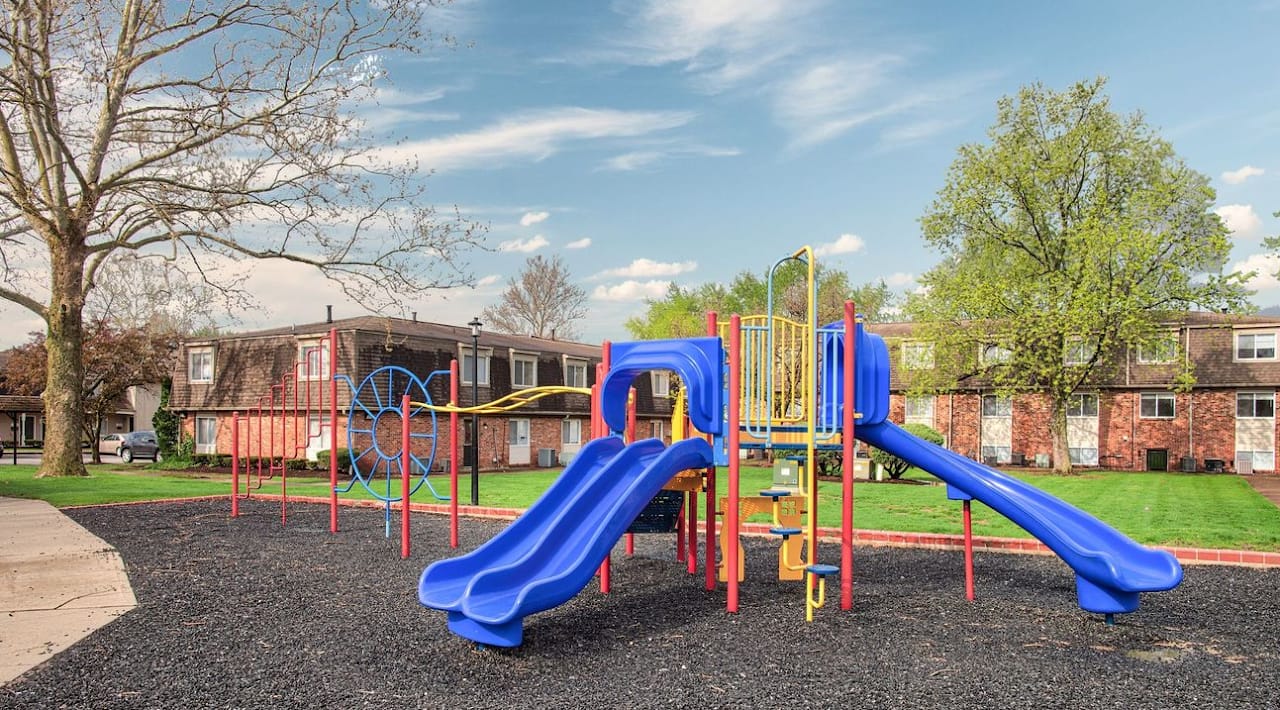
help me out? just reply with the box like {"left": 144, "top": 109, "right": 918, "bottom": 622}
{"left": 675, "top": 507, "right": 686, "bottom": 563}
{"left": 842, "top": 301, "right": 856, "bottom": 610}
{"left": 598, "top": 344, "right": 612, "bottom": 591}
{"left": 963, "top": 499, "right": 975, "bottom": 601}
{"left": 276, "top": 383, "right": 287, "bottom": 526}
{"left": 231, "top": 412, "right": 240, "bottom": 518}
{"left": 686, "top": 488, "right": 697, "bottom": 574}
{"left": 727, "top": 314, "right": 741, "bottom": 613}
{"left": 625, "top": 385, "right": 636, "bottom": 557}
{"left": 402, "top": 394, "right": 411, "bottom": 559}
{"left": 329, "top": 328, "right": 339, "bottom": 533}
{"left": 450, "top": 359, "right": 460, "bottom": 548}
{"left": 705, "top": 311, "right": 718, "bottom": 591}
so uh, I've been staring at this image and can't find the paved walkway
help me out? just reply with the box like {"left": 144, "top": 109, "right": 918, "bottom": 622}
{"left": 0, "top": 498, "right": 136, "bottom": 686}
{"left": 1246, "top": 473, "right": 1280, "bottom": 507}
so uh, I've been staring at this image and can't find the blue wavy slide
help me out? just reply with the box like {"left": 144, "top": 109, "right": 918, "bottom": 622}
{"left": 419, "top": 436, "right": 714, "bottom": 647}
{"left": 857, "top": 421, "right": 1183, "bottom": 614}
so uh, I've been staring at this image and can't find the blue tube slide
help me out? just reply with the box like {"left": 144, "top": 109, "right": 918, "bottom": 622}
{"left": 419, "top": 436, "right": 714, "bottom": 647}
{"left": 856, "top": 420, "right": 1184, "bottom": 613}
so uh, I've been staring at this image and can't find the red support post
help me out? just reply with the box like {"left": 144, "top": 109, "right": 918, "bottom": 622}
{"left": 329, "top": 328, "right": 339, "bottom": 534}
{"left": 842, "top": 301, "right": 856, "bottom": 610}
{"left": 450, "top": 359, "right": 460, "bottom": 549}
{"left": 597, "top": 343, "right": 612, "bottom": 591}
{"left": 705, "top": 310, "right": 718, "bottom": 591}
{"left": 231, "top": 412, "right": 240, "bottom": 518}
{"left": 686, "top": 488, "right": 697, "bottom": 574}
{"left": 727, "top": 314, "right": 742, "bottom": 613}
{"left": 963, "top": 499, "right": 975, "bottom": 601}
{"left": 401, "top": 394, "right": 411, "bottom": 559}
{"left": 625, "top": 385, "right": 636, "bottom": 557}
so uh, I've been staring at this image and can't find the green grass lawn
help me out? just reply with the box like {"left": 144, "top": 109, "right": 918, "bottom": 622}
{"left": 3, "top": 461, "right": 1278, "bottom": 551}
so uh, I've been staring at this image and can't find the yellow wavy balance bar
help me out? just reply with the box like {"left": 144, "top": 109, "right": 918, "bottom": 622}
{"left": 410, "top": 385, "right": 593, "bottom": 414}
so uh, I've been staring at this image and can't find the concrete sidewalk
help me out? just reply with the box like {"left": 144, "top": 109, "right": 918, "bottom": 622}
{"left": 0, "top": 498, "right": 136, "bottom": 686}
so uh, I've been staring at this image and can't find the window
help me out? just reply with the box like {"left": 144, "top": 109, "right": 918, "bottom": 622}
{"left": 512, "top": 352, "right": 538, "bottom": 389}
{"left": 981, "top": 445, "right": 1012, "bottom": 464}
{"left": 904, "top": 395, "right": 934, "bottom": 425}
{"left": 1237, "top": 450, "right": 1275, "bottom": 472}
{"left": 1064, "top": 338, "right": 1097, "bottom": 366}
{"left": 651, "top": 371, "right": 671, "bottom": 397}
{"left": 188, "top": 347, "right": 214, "bottom": 383}
{"left": 1137, "top": 334, "right": 1178, "bottom": 364}
{"left": 564, "top": 358, "right": 589, "bottom": 388}
{"left": 1069, "top": 447, "right": 1099, "bottom": 466}
{"left": 651, "top": 420, "right": 665, "bottom": 441}
{"left": 461, "top": 347, "right": 490, "bottom": 386}
{"left": 1237, "top": 392, "right": 1275, "bottom": 419}
{"left": 1236, "top": 332, "right": 1277, "bottom": 361}
{"left": 298, "top": 340, "right": 330, "bottom": 380}
{"left": 1067, "top": 393, "right": 1098, "bottom": 418}
{"left": 561, "top": 419, "right": 582, "bottom": 446}
{"left": 195, "top": 415, "right": 217, "bottom": 454}
{"left": 980, "top": 343, "right": 1012, "bottom": 365}
{"left": 981, "top": 395, "right": 1011, "bottom": 417}
{"left": 508, "top": 418, "right": 530, "bottom": 446}
{"left": 1140, "top": 392, "right": 1175, "bottom": 419}
{"left": 901, "top": 341, "right": 934, "bottom": 370}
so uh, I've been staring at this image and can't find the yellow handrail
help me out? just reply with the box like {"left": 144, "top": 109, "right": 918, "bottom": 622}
{"left": 411, "top": 385, "right": 592, "bottom": 415}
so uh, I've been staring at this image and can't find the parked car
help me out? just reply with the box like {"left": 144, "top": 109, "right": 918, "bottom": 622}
{"left": 98, "top": 433, "right": 124, "bottom": 455}
{"left": 117, "top": 430, "right": 161, "bottom": 463}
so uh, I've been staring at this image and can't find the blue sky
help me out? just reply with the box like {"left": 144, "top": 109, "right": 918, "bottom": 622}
{"left": 5, "top": 0, "right": 1279, "bottom": 347}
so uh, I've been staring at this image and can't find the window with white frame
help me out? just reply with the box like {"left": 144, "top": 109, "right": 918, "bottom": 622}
{"left": 460, "top": 347, "right": 491, "bottom": 386}
{"left": 652, "top": 420, "right": 665, "bottom": 441}
{"left": 1064, "top": 338, "right": 1097, "bottom": 366}
{"left": 188, "top": 347, "right": 214, "bottom": 383}
{"left": 904, "top": 395, "right": 934, "bottom": 425}
{"left": 561, "top": 419, "right": 582, "bottom": 446}
{"left": 1066, "top": 393, "right": 1099, "bottom": 417}
{"left": 981, "top": 394, "right": 1012, "bottom": 417}
{"left": 1139, "top": 392, "right": 1175, "bottom": 419}
{"left": 511, "top": 352, "right": 538, "bottom": 389}
{"left": 1068, "top": 447, "right": 1099, "bottom": 466}
{"left": 194, "top": 415, "right": 217, "bottom": 454}
{"left": 980, "top": 343, "right": 1012, "bottom": 365}
{"left": 564, "top": 357, "right": 589, "bottom": 388}
{"left": 298, "top": 340, "right": 330, "bottom": 380}
{"left": 901, "top": 341, "right": 934, "bottom": 370}
{"left": 651, "top": 371, "right": 671, "bottom": 397}
{"left": 981, "top": 445, "right": 1012, "bottom": 463}
{"left": 1237, "top": 391, "right": 1276, "bottom": 419}
{"left": 1136, "top": 333, "right": 1178, "bottom": 364}
{"left": 1235, "top": 332, "right": 1277, "bottom": 361}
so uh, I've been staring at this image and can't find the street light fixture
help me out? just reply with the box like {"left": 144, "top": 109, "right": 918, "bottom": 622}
{"left": 468, "top": 316, "right": 482, "bottom": 506}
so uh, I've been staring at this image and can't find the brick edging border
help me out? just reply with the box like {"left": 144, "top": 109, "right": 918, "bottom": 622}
{"left": 67, "top": 494, "right": 1280, "bottom": 569}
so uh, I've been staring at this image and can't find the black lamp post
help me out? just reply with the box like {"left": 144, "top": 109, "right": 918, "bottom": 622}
{"left": 468, "top": 316, "right": 482, "bottom": 505}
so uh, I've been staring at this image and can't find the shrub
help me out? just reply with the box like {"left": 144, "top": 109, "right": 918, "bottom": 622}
{"left": 870, "top": 423, "right": 945, "bottom": 479}
{"left": 315, "top": 449, "right": 351, "bottom": 473}
{"left": 152, "top": 378, "right": 180, "bottom": 457}
{"left": 286, "top": 458, "right": 310, "bottom": 471}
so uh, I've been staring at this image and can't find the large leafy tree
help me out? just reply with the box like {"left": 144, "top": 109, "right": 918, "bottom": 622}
{"left": 625, "top": 266, "right": 896, "bottom": 340}
{"left": 482, "top": 254, "right": 588, "bottom": 340}
{"left": 0, "top": 1, "right": 483, "bottom": 477}
{"left": 905, "top": 78, "right": 1250, "bottom": 473}
{"left": 5, "top": 321, "right": 173, "bottom": 465}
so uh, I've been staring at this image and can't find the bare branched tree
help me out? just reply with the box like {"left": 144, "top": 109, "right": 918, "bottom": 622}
{"left": 0, "top": 1, "right": 484, "bottom": 476}
{"left": 482, "top": 254, "right": 588, "bottom": 340}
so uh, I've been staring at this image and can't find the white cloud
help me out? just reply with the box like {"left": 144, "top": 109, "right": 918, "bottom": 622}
{"left": 591, "top": 280, "right": 672, "bottom": 301}
{"left": 814, "top": 233, "right": 865, "bottom": 257}
{"left": 1222, "top": 165, "right": 1265, "bottom": 185}
{"left": 1215, "top": 204, "right": 1264, "bottom": 239}
{"left": 497, "top": 235, "right": 550, "bottom": 253}
{"left": 371, "top": 107, "right": 695, "bottom": 172}
{"left": 594, "top": 258, "right": 698, "bottom": 279}
{"left": 600, "top": 145, "right": 740, "bottom": 171}
{"left": 884, "top": 272, "right": 916, "bottom": 288}
{"left": 878, "top": 118, "right": 963, "bottom": 149}
{"left": 476, "top": 274, "right": 502, "bottom": 287}
{"left": 1230, "top": 252, "right": 1280, "bottom": 293}
{"left": 520, "top": 211, "right": 550, "bottom": 227}
{"left": 566, "top": 238, "right": 592, "bottom": 249}
{"left": 773, "top": 56, "right": 903, "bottom": 148}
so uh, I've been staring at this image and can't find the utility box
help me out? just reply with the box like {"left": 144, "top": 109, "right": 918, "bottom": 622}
{"left": 853, "top": 458, "right": 871, "bottom": 480}
{"left": 537, "top": 448, "right": 556, "bottom": 467}
{"left": 772, "top": 458, "right": 801, "bottom": 489}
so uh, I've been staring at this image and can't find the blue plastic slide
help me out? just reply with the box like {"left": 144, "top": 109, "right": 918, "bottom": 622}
{"left": 419, "top": 436, "right": 714, "bottom": 647}
{"left": 856, "top": 420, "right": 1184, "bottom": 614}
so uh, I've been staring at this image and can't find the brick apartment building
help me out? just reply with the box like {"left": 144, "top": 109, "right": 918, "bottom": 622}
{"left": 870, "top": 312, "right": 1280, "bottom": 473}
{"left": 167, "top": 315, "right": 675, "bottom": 470}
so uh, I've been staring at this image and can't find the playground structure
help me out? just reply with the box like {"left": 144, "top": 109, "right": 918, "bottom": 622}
{"left": 227, "top": 245, "right": 1185, "bottom": 650}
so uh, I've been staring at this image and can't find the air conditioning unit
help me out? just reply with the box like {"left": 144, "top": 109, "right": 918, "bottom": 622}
{"left": 537, "top": 448, "right": 556, "bottom": 468}
{"left": 1237, "top": 452, "right": 1253, "bottom": 475}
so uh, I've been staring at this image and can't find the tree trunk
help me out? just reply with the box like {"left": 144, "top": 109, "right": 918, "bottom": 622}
{"left": 1049, "top": 398, "right": 1073, "bottom": 475}
{"left": 37, "top": 244, "right": 89, "bottom": 478}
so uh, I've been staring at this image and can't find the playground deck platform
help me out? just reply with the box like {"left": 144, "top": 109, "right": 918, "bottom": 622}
{"left": 2, "top": 498, "right": 1276, "bottom": 709}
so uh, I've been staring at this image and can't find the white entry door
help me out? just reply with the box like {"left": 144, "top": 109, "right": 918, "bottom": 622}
{"left": 508, "top": 418, "right": 531, "bottom": 465}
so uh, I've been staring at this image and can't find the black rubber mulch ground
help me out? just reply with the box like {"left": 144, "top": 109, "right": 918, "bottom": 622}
{"left": 3, "top": 499, "right": 1277, "bottom": 709}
